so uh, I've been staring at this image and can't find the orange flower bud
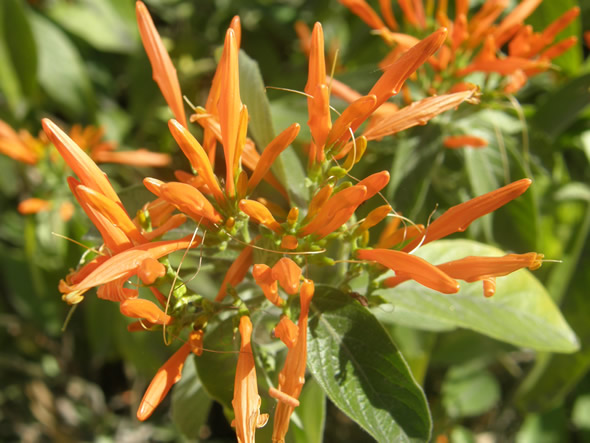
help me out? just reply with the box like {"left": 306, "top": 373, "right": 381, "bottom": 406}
{"left": 17, "top": 198, "right": 51, "bottom": 215}
{"left": 120, "top": 298, "right": 173, "bottom": 325}
{"left": 274, "top": 316, "right": 298, "bottom": 348}
{"left": 281, "top": 235, "right": 299, "bottom": 250}
{"left": 239, "top": 199, "right": 283, "bottom": 234}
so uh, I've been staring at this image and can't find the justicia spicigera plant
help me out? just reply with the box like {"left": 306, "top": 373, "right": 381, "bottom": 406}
{"left": 39, "top": 2, "right": 576, "bottom": 441}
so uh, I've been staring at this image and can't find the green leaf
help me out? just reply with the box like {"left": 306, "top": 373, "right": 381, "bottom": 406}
{"left": 172, "top": 354, "right": 212, "bottom": 439}
{"left": 47, "top": 0, "right": 138, "bottom": 53}
{"left": 29, "top": 11, "right": 94, "bottom": 118}
{"left": 239, "top": 49, "right": 275, "bottom": 150}
{"left": 290, "top": 378, "right": 326, "bottom": 443}
{"left": 572, "top": 394, "right": 590, "bottom": 430}
{"left": 532, "top": 73, "right": 590, "bottom": 140}
{"left": 195, "top": 316, "right": 238, "bottom": 410}
{"left": 307, "top": 286, "right": 432, "bottom": 442}
{"left": 442, "top": 363, "right": 500, "bottom": 418}
{"left": 376, "top": 240, "right": 578, "bottom": 352}
{"left": 0, "top": 0, "right": 37, "bottom": 116}
{"left": 239, "top": 49, "right": 307, "bottom": 206}
{"left": 516, "top": 408, "right": 568, "bottom": 443}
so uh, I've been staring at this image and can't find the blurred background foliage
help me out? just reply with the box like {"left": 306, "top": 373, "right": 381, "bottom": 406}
{"left": 1, "top": 0, "right": 590, "bottom": 441}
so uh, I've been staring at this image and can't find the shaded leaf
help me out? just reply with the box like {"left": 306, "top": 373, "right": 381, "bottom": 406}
{"left": 307, "top": 286, "right": 432, "bottom": 442}
{"left": 29, "top": 11, "right": 94, "bottom": 118}
{"left": 442, "top": 363, "right": 500, "bottom": 418}
{"left": 48, "top": 0, "right": 138, "bottom": 53}
{"left": 376, "top": 240, "right": 578, "bottom": 352}
{"left": 291, "top": 377, "right": 326, "bottom": 443}
{"left": 172, "top": 354, "right": 212, "bottom": 439}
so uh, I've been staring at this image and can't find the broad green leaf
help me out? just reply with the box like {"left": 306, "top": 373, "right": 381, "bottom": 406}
{"left": 239, "top": 49, "right": 307, "bottom": 206}
{"left": 307, "top": 286, "right": 432, "bottom": 442}
{"left": 239, "top": 50, "right": 275, "bottom": 150}
{"left": 290, "top": 378, "right": 326, "bottom": 443}
{"left": 172, "top": 354, "right": 212, "bottom": 439}
{"left": 195, "top": 316, "right": 238, "bottom": 410}
{"left": 442, "top": 363, "right": 500, "bottom": 418}
{"left": 0, "top": 0, "right": 37, "bottom": 116}
{"left": 48, "top": 0, "right": 137, "bottom": 53}
{"left": 532, "top": 73, "right": 590, "bottom": 140}
{"left": 376, "top": 240, "right": 578, "bottom": 352}
{"left": 29, "top": 11, "right": 94, "bottom": 118}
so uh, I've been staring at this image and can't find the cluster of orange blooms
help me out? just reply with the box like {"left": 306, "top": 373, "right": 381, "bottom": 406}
{"left": 6, "top": 1, "right": 554, "bottom": 441}
{"left": 339, "top": 0, "right": 579, "bottom": 96}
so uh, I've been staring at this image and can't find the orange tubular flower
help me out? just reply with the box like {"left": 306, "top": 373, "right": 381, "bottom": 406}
{"left": 247, "top": 123, "right": 300, "bottom": 193}
{"left": 357, "top": 248, "right": 460, "bottom": 293}
{"left": 218, "top": 28, "right": 243, "bottom": 197}
{"left": 137, "top": 341, "right": 192, "bottom": 421}
{"left": 305, "top": 23, "right": 331, "bottom": 162}
{"left": 300, "top": 185, "right": 367, "bottom": 238}
{"left": 136, "top": 1, "right": 187, "bottom": 127}
{"left": 271, "top": 258, "right": 302, "bottom": 296}
{"left": 158, "top": 181, "right": 223, "bottom": 225}
{"left": 42, "top": 119, "right": 122, "bottom": 205}
{"left": 403, "top": 178, "right": 532, "bottom": 252}
{"left": 232, "top": 316, "right": 269, "bottom": 443}
{"left": 91, "top": 148, "right": 171, "bottom": 168}
{"left": 17, "top": 198, "right": 51, "bottom": 215}
{"left": 216, "top": 245, "right": 254, "bottom": 302}
{"left": 239, "top": 200, "right": 283, "bottom": 234}
{"left": 0, "top": 121, "right": 39, "bottom": 164}
{"left": 271, "top": 279, "right": 315, "bottom": 442}
{"left": 274, "top": 316, "right": 299, "bottom": 349}
{"left": 119, "top": 298, "right": 173, "bottom": 325}
{"left": 60, "top": 236, "right": 202, "bottom": 304}
{"left": 138, "top": 257, "right": 166, "bottom": 285}
{"left": 384, "top": 252, "right": 544, "bottom": 296}
{"left": 253, "top": 264, "right": 283, "bottom": 306}
{"left": 443, "top": 135, "right": 488, "bottom": 149}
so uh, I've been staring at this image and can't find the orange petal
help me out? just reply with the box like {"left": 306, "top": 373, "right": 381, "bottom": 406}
{"left": 357, "top": 171, "right": 390, "bottom": 200}
{"left": 157, "top": 181, "right": 222, "bottom": 224}
{"left": 247, "top": 123, "right": 300, "bottom": 193}
{"left": 92, "top": 148, "right": 171, "bottom": 167}
{"left": 274, "top": 316, "right": 298, "bottom": 348}
{"left": 136, "top": 1, "right": 187, "bottom": 127}
{"left": 168, "top": 119, "right": 224, "bottom": 202}
{"left": 137, "top": 342, "right": 192, "bottom": 421}
{"left": 403, "top": 178, "right": 532, "bottom": 251}
{"left": 272, "top": 258, "right": 302, "bottom": 295}
{"left": 239, "top": 199, "right": 283, "bottom": 234}
{"left": 300, "top": 185, "right": 367, "bottom": 238}
{"left": 358, "top": 204, "right": 392, "bottom": 232}
{"left": 218, "top": 28, "right": 242, "bottom": 197}
{"left": 138, "top": 257, "right": 166, "bottom": 285}
{"left": 357, "top": 248, "right": 460, "bottom": 293}
{"left": 97, "top": 279, "right": 138, "bottom": 303}
{"left": 18, "top": 198, "right": 51, "bottom": 215}
{"left": 76, "top": 185, "right": 146, "bottom": 245}
{"left": 362, "top": 28, "right": 448, "bottom": 129}
{"left": 120, "top": 298, "right": 173, "bottom": 324}
{"left": 42, "top": 119, "right": 122, "bottom": 204}
{"left": 232, "top": 316, "right": 268, "bottom": 443}
{"left": 271, "top": 279, "right": 314, "bottom": 442}
{"left": 443, "top": 135, "right": 488, "bottom": 149}
{"left": 494, "top": 0, "right": 542, "bottom": 47}
{"left": 253, "top": 264, "right": 283, "bottom": 306}
{"left": 216, "top": 245, "right": 253, "bottom": 301}
{"left": 64, "top": 235, "right": 202, "bottom": 294}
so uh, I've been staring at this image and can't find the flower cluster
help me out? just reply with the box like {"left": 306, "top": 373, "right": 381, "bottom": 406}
{"left": 40, "top": 2, "right": 546, "bottom": 441}
{"left": 0, "top": 119, "right": 170, "bottom": 220}
{"left": 340, "top": 0, "right": 579, "bottom": 95}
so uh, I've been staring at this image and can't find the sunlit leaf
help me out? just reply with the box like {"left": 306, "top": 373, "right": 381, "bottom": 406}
{"left": 307, "top": 286, "right": 432, "bottom": 442}
{"left": 376, "top": 240, "right": 578, "bottom": 352}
